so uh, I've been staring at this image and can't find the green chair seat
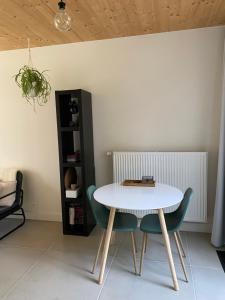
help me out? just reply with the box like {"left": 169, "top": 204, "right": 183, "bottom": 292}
{"left": 87, "top": 185, "right": 138, "bottom": 232}
{"left": 105, "top": 211, "right": 137, "bottom": 232}
{"left": 140, "top": 188, "right": 193, "bottom": 234}
{"left": 140, "top": 212, "right": 181, "bottom": 234}
{"left": 139, "top": 188, "right": 193, "bottom": 282}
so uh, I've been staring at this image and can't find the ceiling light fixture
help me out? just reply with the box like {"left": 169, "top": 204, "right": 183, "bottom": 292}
{"left": 54, "top": 0, "right": 72, "bottom": 32}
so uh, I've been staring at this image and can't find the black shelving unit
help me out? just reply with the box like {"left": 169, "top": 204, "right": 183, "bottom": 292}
{"left": 55, "top": 89, "right": 96, "bottom": 236}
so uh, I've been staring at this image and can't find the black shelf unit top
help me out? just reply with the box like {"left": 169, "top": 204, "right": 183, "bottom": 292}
{"left": 55, "top": 89, "right": 96, "bottom": 236}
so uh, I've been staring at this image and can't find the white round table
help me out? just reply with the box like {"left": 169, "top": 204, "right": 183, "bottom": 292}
{"left": 94, "top": 183, "right": 183, "bottom": 290}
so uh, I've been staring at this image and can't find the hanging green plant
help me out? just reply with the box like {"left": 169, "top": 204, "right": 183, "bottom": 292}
{"left": 15, "top": 65, "right": 51, "bottom": 106}
{"left": 14, "top": 39, "right": 51, "bottom": 110}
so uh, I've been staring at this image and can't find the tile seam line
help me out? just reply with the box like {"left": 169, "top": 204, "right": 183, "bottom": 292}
{"left": 185, "top": 233, "right": 223, "bottom": 271}
{"left": 189, "top": 264, "right": 223, "bottom": 271}
{"left": 0, "top": 241, "right": 55, "bottom": 300}
{"left": 97, "top": 237, "right": 124, "bottom": 300}
{"left": 186, "top": 232, "right": 198, "bottom": 300}
{"left": 0, "top": 243, "right": 50, "bottom": 251}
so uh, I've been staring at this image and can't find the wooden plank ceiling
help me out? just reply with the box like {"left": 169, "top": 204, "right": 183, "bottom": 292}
{"left": 0, "top": 0, "right": 225, "bottom": 51}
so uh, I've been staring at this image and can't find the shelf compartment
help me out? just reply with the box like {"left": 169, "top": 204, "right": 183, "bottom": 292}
{"left": 61, "top": 131, "right": 81, "bottom": 163}
{"left": 67, "top": 206, "right": 84, "bottom": 227}
{"left": 58, "top": 94, "right": 79, "bottom": 127}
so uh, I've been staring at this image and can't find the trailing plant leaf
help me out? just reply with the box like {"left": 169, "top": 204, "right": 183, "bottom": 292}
{"left": 14, "top": 65, "right": 51, "bottom": 108}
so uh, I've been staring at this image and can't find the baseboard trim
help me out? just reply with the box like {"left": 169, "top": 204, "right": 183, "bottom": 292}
{"left": 181, "top": 221, "right": 212, "bottom": 233}
{"left": 25, "top": 211, "right": 62, "bottom": 222}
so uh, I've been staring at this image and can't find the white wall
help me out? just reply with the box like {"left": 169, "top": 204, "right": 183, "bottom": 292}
{"left": 0, "top": 26, "right": 224, "bottom": 229}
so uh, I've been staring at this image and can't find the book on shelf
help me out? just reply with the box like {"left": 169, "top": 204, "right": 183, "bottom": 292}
{"left": 74, "top": 207, "right": 84, "bottom": 225}
{"left": 69, "top": 207, "right": 84, "bottom": 225}
{"left": 66, "top": 151, "right": 80, "bottom": 162}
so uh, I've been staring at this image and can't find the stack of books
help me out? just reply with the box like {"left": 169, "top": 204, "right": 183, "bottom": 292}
{"left": 69, "top": 207, "right": 84, "bottom": 225}
{"left": 66, "top": 151, "right": 80, "bottom": 162}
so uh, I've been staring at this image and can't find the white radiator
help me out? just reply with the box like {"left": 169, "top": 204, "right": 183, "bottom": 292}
{"left": 113, "top": 152, "right": 207, "bottom": 222}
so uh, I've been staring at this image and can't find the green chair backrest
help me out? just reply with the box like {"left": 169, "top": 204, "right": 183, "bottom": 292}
{"left": 86, "top": 185, "right": 109, "bottom": 228}
{"left": 173, "top": 187, "right": 193, "bottom": 228}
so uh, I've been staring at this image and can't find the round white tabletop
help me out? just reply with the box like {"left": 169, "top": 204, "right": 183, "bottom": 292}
{"left": 94, "top": 183, "right": 183, "bottom": 210}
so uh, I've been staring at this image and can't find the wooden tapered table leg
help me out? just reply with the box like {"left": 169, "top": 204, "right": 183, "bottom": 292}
{"left": 92, "top": 230, "right": 105, "bottom": 274}
{"left": 158, "top": 208, "right": 179, "bottom": 291}
{"left": 98, "top": 207, "right": 116, "bottom": 284}
{"left": 130, "top": 232, "right": 137, "bottom": 274}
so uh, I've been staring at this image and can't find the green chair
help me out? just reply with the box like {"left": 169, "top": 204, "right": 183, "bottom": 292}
{"left": 87, "top": 185, "right": 138, "bottom": 274}
{"left": 139, "top": 188, "right": 193, "bottom": 282}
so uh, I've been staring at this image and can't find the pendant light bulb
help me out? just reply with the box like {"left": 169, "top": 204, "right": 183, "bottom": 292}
{"left": 54, "top": 0, "right": 71, "bottom": 32}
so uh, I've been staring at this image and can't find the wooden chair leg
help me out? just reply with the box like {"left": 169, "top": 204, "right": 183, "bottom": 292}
{"left": 139, "top": 232, "right": 147, "bottom": 276}
{"left": 91, "top": 230, "right": 105, "bottom": 274}
{"left": 133, "top": 232, "right": 138, "bottom": 253}
{"left": 174, "top": 232, "right": 188, "bottom": 282}
{"left": 144, "top": 233, "right": 148, "bottom": 253}
{"left": 177, "top": 231, "right": 186, "bottom": 258}
{"left": 130, "top": 232, "right": 137, "bottom": 274}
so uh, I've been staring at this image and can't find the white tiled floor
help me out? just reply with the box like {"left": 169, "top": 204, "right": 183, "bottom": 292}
{"left": 0, "top": 220, "right": 224, "bottom": 300}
